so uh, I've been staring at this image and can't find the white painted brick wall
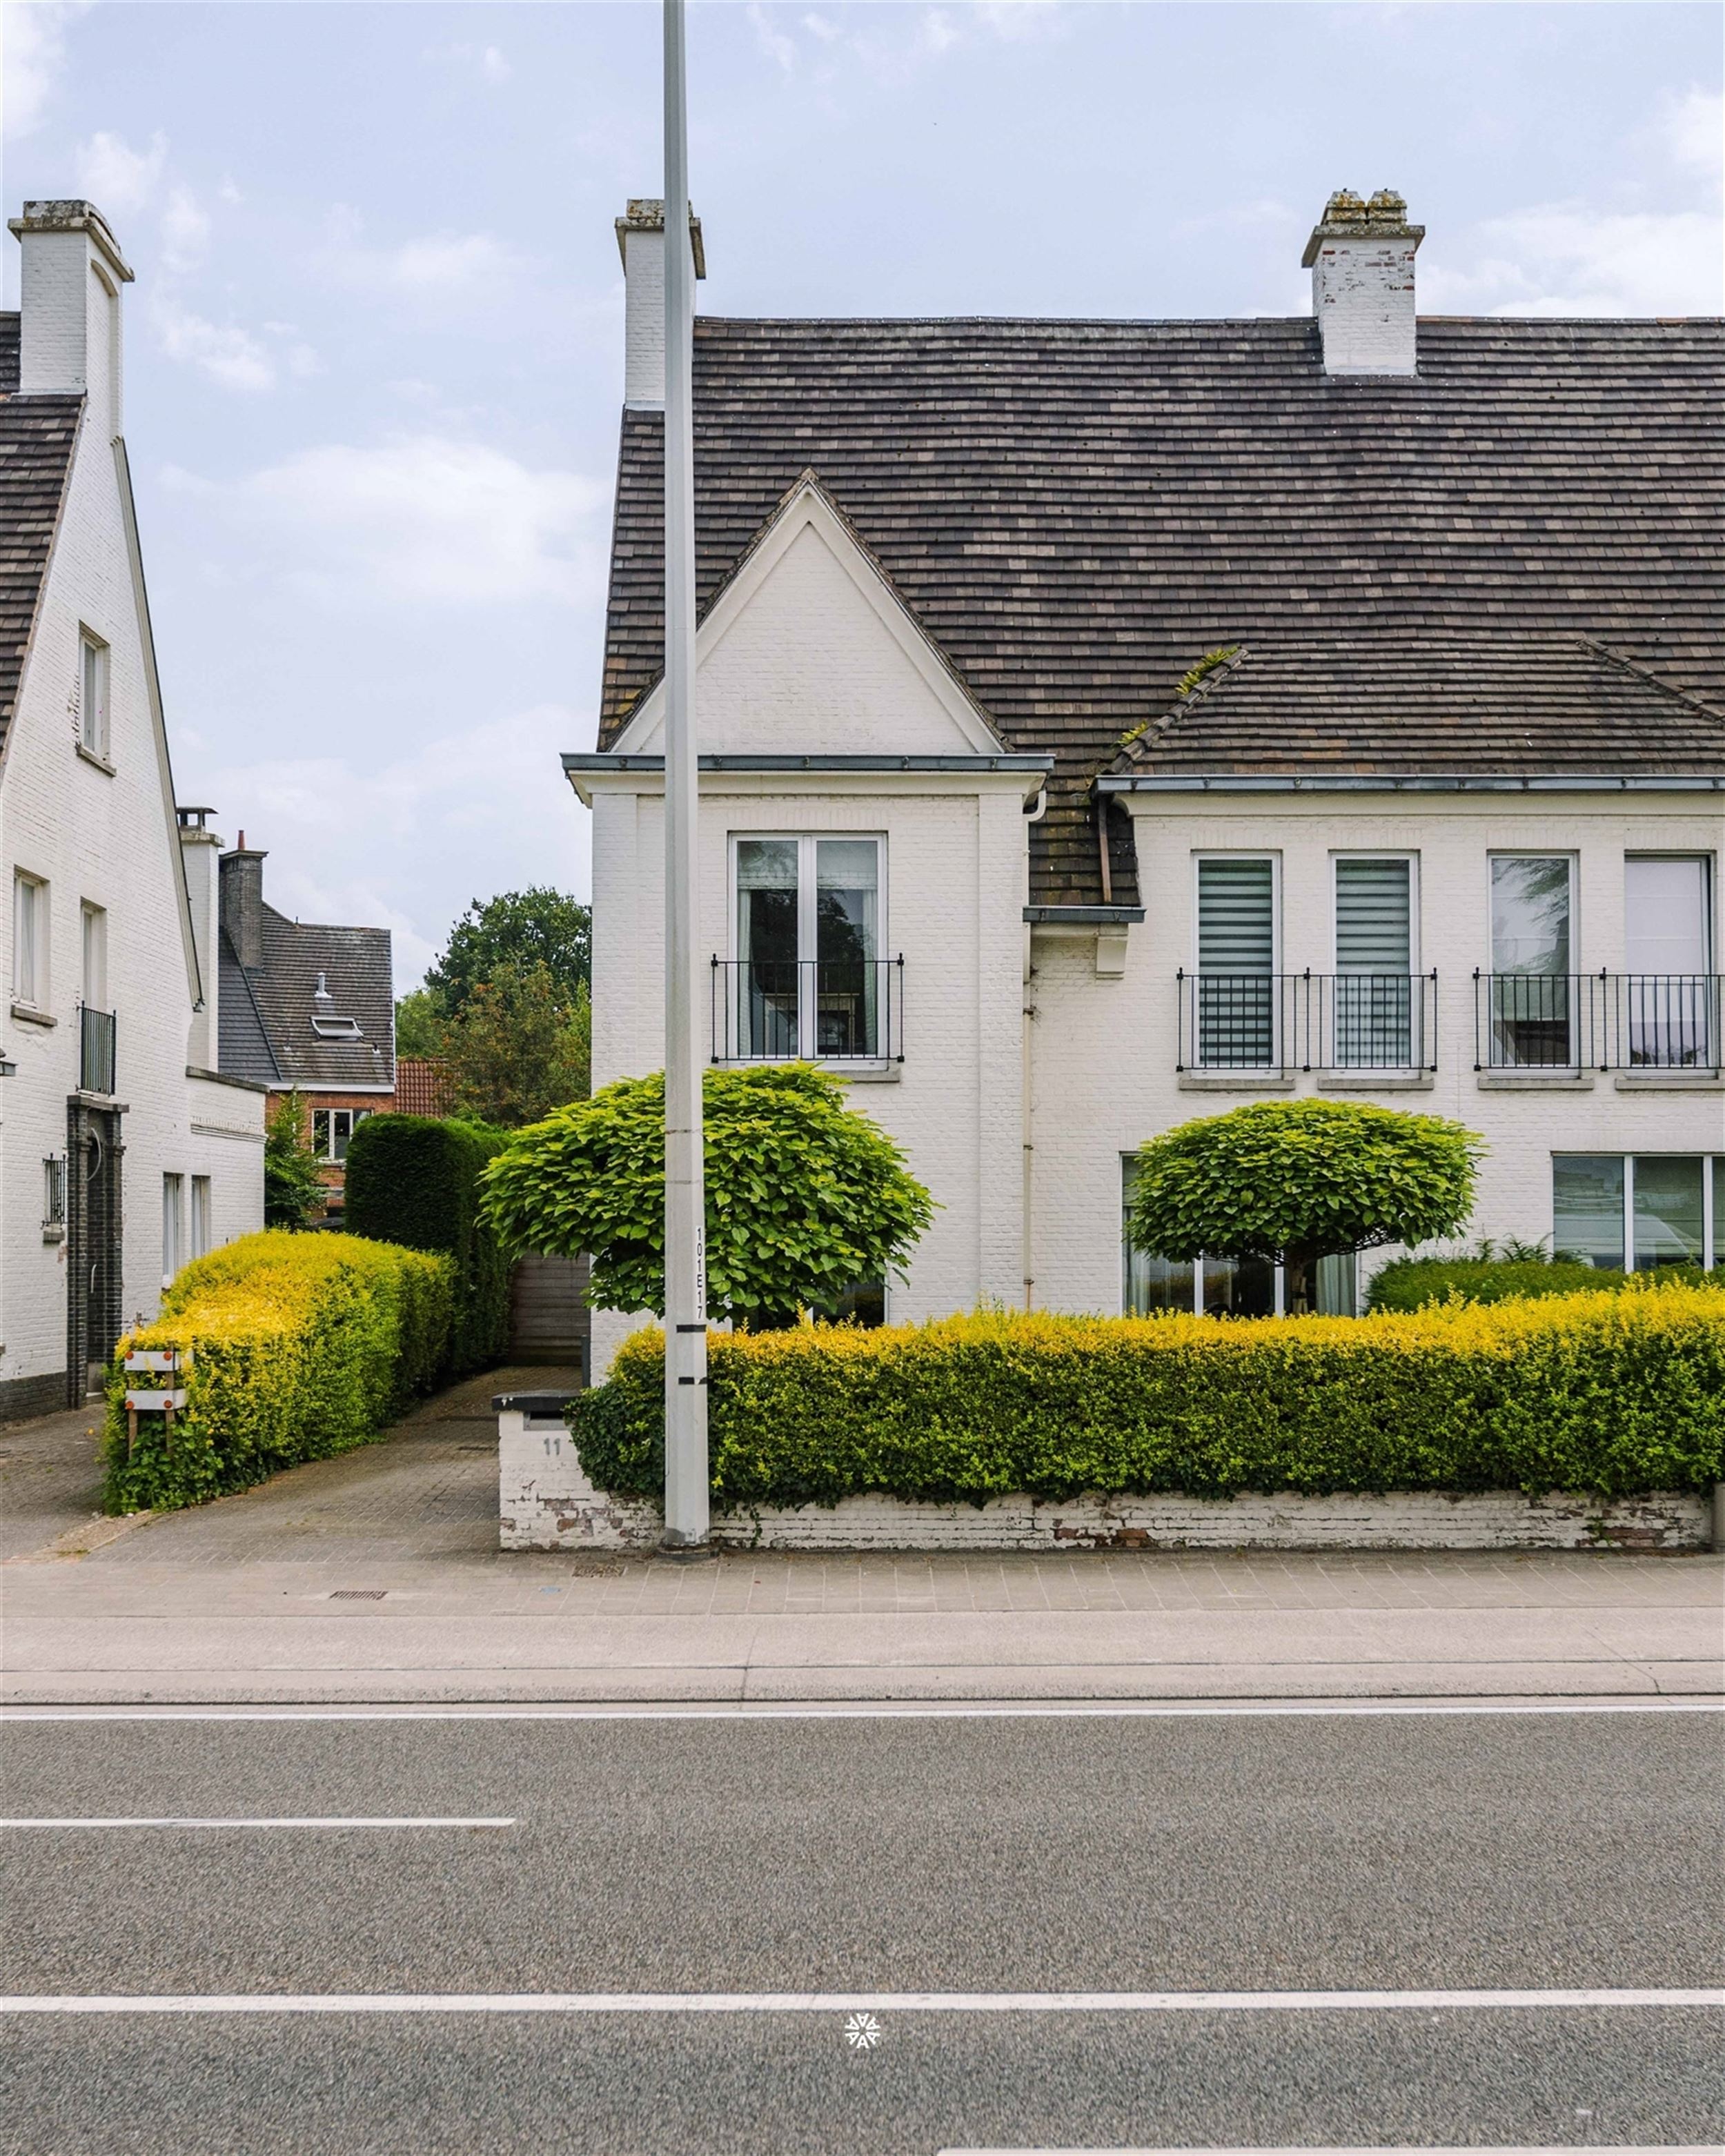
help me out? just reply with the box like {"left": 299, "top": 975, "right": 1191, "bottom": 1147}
{"left": 0, "top": 253, "right": 263, "bottom": 1404}
{"left": 498, "top": 1415, "right": 1708, "bottom": 1553}
{"left": 620, "top": 224, "right": 666, "bottom": 409}
{"left": 1312, "top": 237, "right": 1419, "bottom": 375}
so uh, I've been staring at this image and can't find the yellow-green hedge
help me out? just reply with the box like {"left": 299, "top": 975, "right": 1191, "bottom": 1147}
{"left": 572, "top": 1280, "right": 1725, "bottom": 1510}
{"left": 103, "top": 1231, "right": 453, "bottom": 1513}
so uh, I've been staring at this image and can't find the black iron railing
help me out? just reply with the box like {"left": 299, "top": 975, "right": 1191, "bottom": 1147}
{"left": 1474, "top": 973, "right": 1722, "bottom": 1071}
{"left": 1176, "top": 971, "right": 1438, "bottom": 1073}
{"left": 79, "top": 1005, "right": 116, "bottom": 1094}
{"left": 711, "top": 957, "right": 905, "bottom": 1064}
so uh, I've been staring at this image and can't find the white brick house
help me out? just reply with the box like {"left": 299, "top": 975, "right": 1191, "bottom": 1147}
{"left": 0, "top": 201, "right": 264, "bottom": 1420}
{"left": 571, "top": 189, "right": 1723, "bottom": 1375}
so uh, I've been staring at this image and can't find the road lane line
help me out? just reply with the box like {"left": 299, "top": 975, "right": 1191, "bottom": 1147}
{"left": 0, "top": 1817, "right": 514, "bottom": 1830}
{"left": 1, "top": 1699, "right": 1719, "bottom": 1724}
{"left": 0, "top": 1987, "right": 1718, "bottom": 2016}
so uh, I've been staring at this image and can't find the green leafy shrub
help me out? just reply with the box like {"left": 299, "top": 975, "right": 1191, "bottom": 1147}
{"left": 1127, "top": 1099, "right": 1483, "bottom": 1311}
{"left": 482, "top": 1063, "right": 934, "bottom": 1323}
{"left": 1368, "top": 1254, "right": 1703, "bottom": 1312}
{"left": 571, "top": 1282, "right": 1724, "bottom": 1511}
{"left": 263, "top": 1091, "right": 324, "bottom": 1229}
{"left": 344, "top": 1114, "right": 511, "bottom": 1373}
{"left": 103, "top": 1231, "right": 452, "bottom": 1513}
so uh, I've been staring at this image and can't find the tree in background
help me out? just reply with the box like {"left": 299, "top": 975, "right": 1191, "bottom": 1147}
{"left": 440, "top": 961, "right": 590, "bottom": 1128}
{"left": 425, "top": 887, "right": 591, "bottom": 1017}
{"left": 393, "top": 987, "right": 448, "bottom": 1058}
{"left": 1126, "top": 1099, "right": 1483, "bottom": 1315}
{"left": 263, "top": 1091, "right": 325, "bottom": 1229}
{"left": 482, "top": 1063, "right": 934, "bottom": 1325}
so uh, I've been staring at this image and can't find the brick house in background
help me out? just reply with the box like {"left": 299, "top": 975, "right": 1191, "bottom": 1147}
{"left": 393, "top": 1056, "right": 455, "bottom": 1118}
{"left": 213, "top": 838, "right": 395, "bottom": 1219}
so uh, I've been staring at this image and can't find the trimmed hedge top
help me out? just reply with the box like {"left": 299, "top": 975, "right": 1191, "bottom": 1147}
{"left": 103, "top": 1231, "right": 451, "bottom": 1513}
{"left": 571, "top": 1281, "right": 1725, "bottom": 1512}
{"left": 1366, "top": 1255, "right": 1704, "bottom": 1312}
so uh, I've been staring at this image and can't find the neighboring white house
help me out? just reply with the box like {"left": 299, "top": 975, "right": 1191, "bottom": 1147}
{"left": 571, "top": 189, "right": 1724, "bottom": 1376}
{"left": 0, "top": 200, "right": 265, "bottom": 1421}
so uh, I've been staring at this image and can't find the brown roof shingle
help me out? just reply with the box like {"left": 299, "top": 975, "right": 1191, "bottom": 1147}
{"left": 599, "top": 314, "right": 1724, "bottom": 904}
{"left": 0, "top": 310, "right": 79, "bottom": 760}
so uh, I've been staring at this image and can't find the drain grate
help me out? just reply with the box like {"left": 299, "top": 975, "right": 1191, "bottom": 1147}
{"left": 329, "top": 1590, "right": 386, "bottom": 1600}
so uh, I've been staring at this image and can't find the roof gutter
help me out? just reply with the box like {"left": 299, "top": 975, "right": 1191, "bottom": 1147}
{"left": 568, "top": 752, "right": 1055, "bottom": 775}
{"left": 1096, "top": 773, "right": 1725, "bottom": 795}
{"left": 1024, "top": 904, "right": 1146, "bottom": 927}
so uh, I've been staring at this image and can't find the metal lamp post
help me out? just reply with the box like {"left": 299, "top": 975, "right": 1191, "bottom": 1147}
{"left": 660, "top": 0, "right": 709, "bottom": 1550}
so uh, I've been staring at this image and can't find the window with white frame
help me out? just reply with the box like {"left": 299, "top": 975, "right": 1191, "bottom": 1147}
{"left": 1121, "top": 1158, "right": 1357, "bottom": 1318}
{"left": 1488, "top": 854, "right": 1575, "bottom": 1067}
{"left": 310, "top": 1107, "right": 371, "bottom": 1163}
{"left": 80, "top": 901, "right": 108, "bottom": 1011}
{"left": 1624, "top": 856, "right": 1715, "bottom": 1069}
{"left": 12, "top": 871, "right": 47, "bottom": 1008}
{"left": 79, "top": 630, "right": 110, "bottom": 760}
{"left": 190, "top": 1176, "right": 213, "bottom": 1259}
{"left": 1192, "top": 855, "right": 1277, "bottom": 1068}
{"left": 162, "top": 1173, "right": 186, "bottom": 1287}
{"left": 1332, "top": 854, "right": 1419, "bottom": 1067}
{"left": 725, "top": 834, "right": 891, "bottom": 1062}
{"left": 1553, "top": 1154, "right": 1720, "bottom": 1274}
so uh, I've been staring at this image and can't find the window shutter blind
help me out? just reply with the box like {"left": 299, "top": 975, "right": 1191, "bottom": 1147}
{"left": 1335, "top": 859, "right": 1410, "bottom": 973}
{"left": 1197, "top": 859, "right": 1274, "bottom": 973}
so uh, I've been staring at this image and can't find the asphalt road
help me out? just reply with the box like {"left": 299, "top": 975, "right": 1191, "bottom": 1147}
{"left": 1, "top": 1705, "right": 1720, "bottom": 2154}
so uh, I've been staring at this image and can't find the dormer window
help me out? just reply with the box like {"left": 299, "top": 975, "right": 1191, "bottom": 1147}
{"left": 309, "top": 971, "right": 362, "bottom": 1039}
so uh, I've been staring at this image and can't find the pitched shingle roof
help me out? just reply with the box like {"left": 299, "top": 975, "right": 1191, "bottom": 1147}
{"left": 598, "top": 315, "right": 1724, "bottom": 904}
{"left": 244, "top": 909, "right": 395, "bottom": 1090}
{"left": 0, "top": 310, "right": 80, "bottom": 760}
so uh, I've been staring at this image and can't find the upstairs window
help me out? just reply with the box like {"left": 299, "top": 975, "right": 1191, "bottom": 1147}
{"left": 727, "top": 835, "right": 889, "bottom": 1062}
{"left": 12, "top": 872, "right": 47, "bottom": 1009}
{"left": 311, "top": 1107, "right": 372, "bottom": 1163}
{"left": 1333, "top": 855, "right": 1418, "bottom": 1067}
{"left": 79, "top": 631, "right": 110, "bottom": 760}
{"left": 1488, "top": 855, "right": 1575, "bottom": 1067}
{"left": 1194, "top": 855, "right": 1276, "bottom": 1067}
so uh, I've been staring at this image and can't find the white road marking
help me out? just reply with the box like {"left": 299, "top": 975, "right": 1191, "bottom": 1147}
{"left": 0, "top": 1699, "right": 1717, "bottom": 1723}
{"left": 0, "top": 1986, "right": 1717, "bottom": 2017}
{"left": 0, "top": 1817, "right": 514, "bottom": 1830}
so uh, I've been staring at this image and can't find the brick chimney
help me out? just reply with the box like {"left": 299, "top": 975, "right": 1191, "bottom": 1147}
{"left": 616, "top": 197, "right": 706, "bottom": 411}
{"left": 219, "top": 837, "right": 268, "bottom": 975}
{"left": 1301, "top": 188, "right": 1424, "bottom": 377}
{"left": 6, "top": 199, "right": 134, "bottom": 433}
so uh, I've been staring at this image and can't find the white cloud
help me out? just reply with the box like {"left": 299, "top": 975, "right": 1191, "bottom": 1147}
{"left": 422, "top": 39, "right": 512, "bottom": 86}
{"left": 151, "top": 295, "right": 275, "bottom": 392}
{"left": 72, "top": 127, "right": 167, "bottom": 217}
{"left": 749, "top": 3, "right": 797, "bottom": 73}
{"left": 1422, "top": 206, "right": 1724, "bottom": 317}
{"left": 2, "top": 1, "right": 81, "bottom": 137}
{"left": 167, "top": 435, "right": 607, "bottom": 609}
{"left": 317, "top": 210, "right": 530, "bottom": 303}
{"left": 159, "top": 185, "right": 210, "bottom": 275}
{"left": 193, "top": 704, "right": 588, "bottom": 987}
{"left": 1662, "top": 87, "right": 1723, "bottom": 181}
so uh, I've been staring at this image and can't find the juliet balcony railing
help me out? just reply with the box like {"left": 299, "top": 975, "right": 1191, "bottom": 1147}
{"left": 78, "top": 1004, "right": 117, "bottom": 1095}
{"left": 711, "top": 956, "right": 905, "bottom": 1065}
{"left": 1176, "top": 971, "right": 1439, "bottom": 1074}
{"left": 1474, "top": 972, "right": 1723, "bottom": 1072}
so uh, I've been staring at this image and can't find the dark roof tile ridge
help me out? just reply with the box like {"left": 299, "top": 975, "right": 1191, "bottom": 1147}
{"left": 1111, "top": 645, "right": 1250, "bottom": 773}
{"left": 696, "top": 313, "right": 1317, "bottom": 333}
{"left": 1578, "top": 635, "right": 1725, "bottom": 726}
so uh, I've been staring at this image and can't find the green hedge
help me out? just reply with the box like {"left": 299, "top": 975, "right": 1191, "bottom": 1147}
{"left": 103, "top": 1232, "right": 452, "bottom": 1513}
{"left": 1366, "top": 1255, "right": 1704, "bottom": 1312}
{"left": 571, "top": 1283, "right": 1725, "bottom": 1511}
{"left": 344, "top": 1114, "right": 510, "bottom": 1372}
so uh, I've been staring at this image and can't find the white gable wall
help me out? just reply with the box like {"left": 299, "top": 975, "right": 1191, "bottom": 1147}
{"left": 0, "top": 397, "right": 264, "bottom": 1418}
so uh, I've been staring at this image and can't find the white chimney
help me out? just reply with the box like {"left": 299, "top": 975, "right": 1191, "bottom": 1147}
{"left": 616, "top": 197, "right": 706, "bottom": 411}
{"left": 177, "top": 807, "right": 224, "bottom": 1072}
{"left": 1302, "top": 188, "right": 1423, "bottom": 377}
{"left": 6, "top": 199, "right": 134, "bottom": 433}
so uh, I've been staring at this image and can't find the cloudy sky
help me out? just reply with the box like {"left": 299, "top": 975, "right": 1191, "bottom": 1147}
{"left": 2, "top": 1, "right": 1719, "bottom": 987}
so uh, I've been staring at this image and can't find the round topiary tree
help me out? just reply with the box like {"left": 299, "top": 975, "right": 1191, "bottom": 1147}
{"left": 1125, "top": 1099, "right": 1483, "bottom": 1315}
{"left": 480, "top": 1062, "right": 934, "bottom": 1325}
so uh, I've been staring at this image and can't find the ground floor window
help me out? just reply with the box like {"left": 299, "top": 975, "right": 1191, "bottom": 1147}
{"left": 1121, "top": 1161, "right": 1357, "bottom": 1317}
{"left": 190, "top": 1175, "right": 213, "bottom": 1260}
{"left": 162, "top": 1173, "right": 186, "bottom": 1287}
{"left": 1553, "top": 1154, "right": 1721, "bottom": 1272}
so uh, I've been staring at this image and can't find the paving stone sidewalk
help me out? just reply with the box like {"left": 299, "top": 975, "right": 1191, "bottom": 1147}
{"left": 3, "top": 1368, "right": 1719, "bottom": 1703}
